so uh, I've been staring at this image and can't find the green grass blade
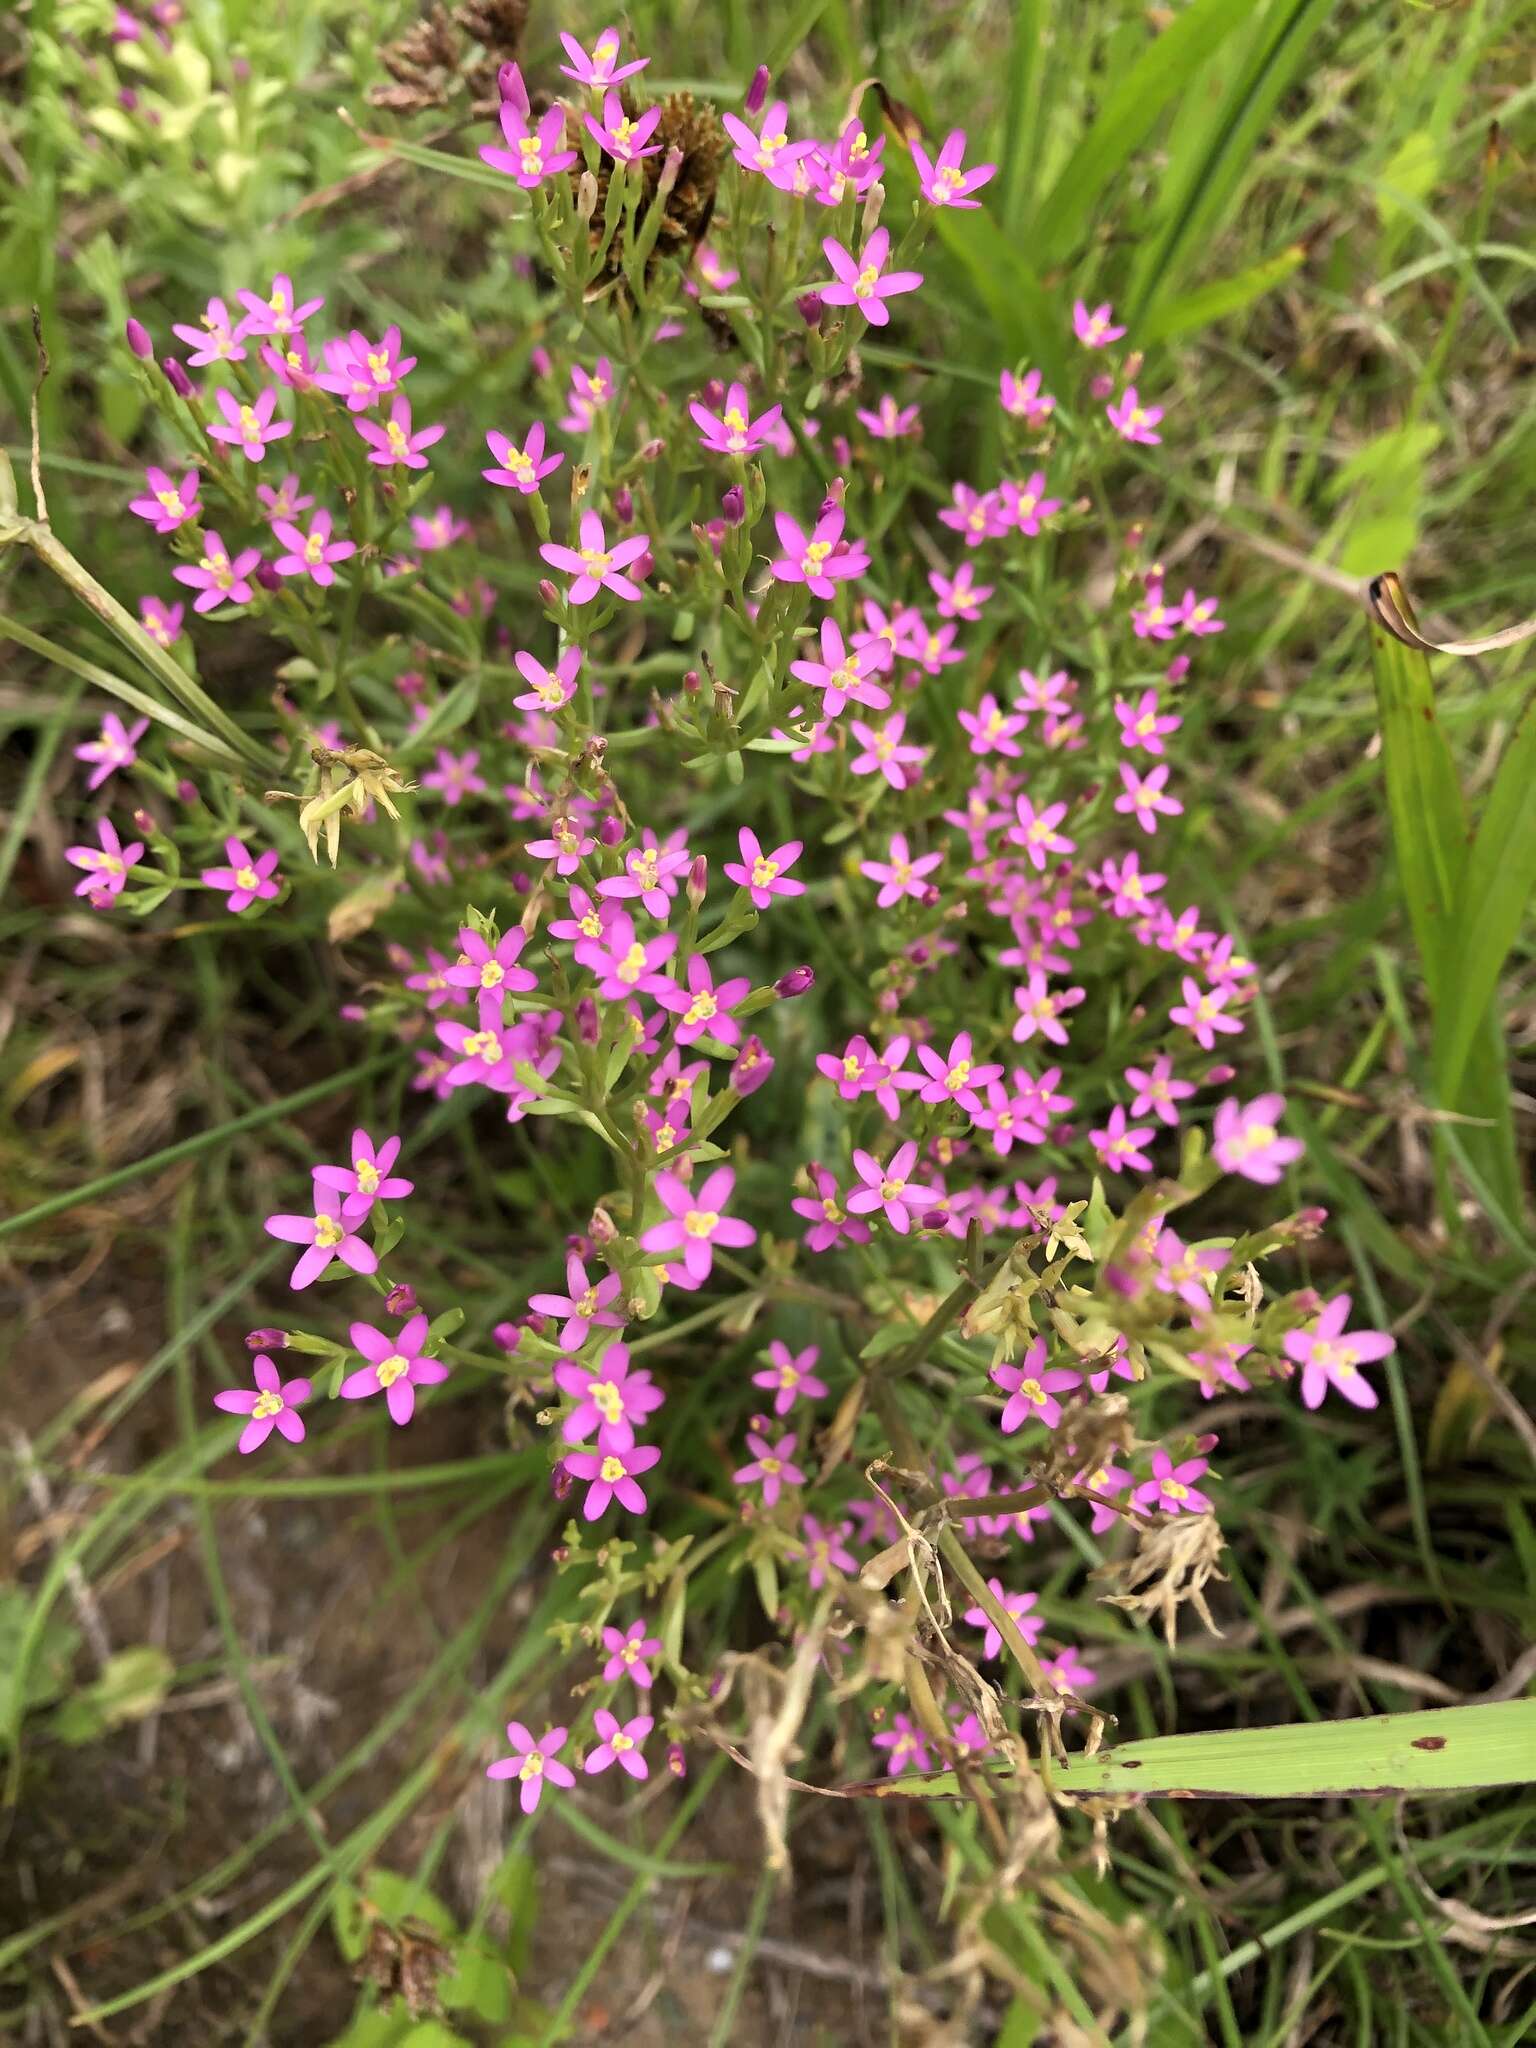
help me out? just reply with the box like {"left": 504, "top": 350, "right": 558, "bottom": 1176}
{"left": 925, "top": 203, "right": 1068, "bottom": 394}
{"left": 887, "top": 1703, "right": 1536, "bottom": 1801}
{"left": 993, "top": 0, "right": 1050, "bottom": 235}
{"left": 1138, "top": 239, "right": 1306, "bottom": 343}
{"left": 1126, "top": 0, "right": 1337, "bottom": 325}
{"left": 1434, "top": 682, "right": 1536, "bottom": 1104}
{"left": 1034, "top": 0, "right": 1257, "bottom": 268}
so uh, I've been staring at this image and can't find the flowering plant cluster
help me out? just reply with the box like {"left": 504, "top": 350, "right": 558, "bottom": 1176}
{"left": 32, "top": 21, "right": 1400, "bottom": 1839}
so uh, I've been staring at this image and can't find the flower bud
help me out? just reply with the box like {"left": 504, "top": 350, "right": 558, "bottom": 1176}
{"left": 589, "top": 1203, "right": 618, "bottom": 1244}
{"left": 119, "top": 88, "right": 141, "bottom": 113}
{"left": 245, "top": 1328, "right": 287, "bottom": 1351}
{"left": 612, "top": 483, "right": 633, "bottom": 523}
{"left": 575, "top": 995, "right": 600, "bottom": 1044}
{"left": 176, "top": 779, "right": 199, "bottom": 805}
{"left": 1205, "top": 1064, "right": 1236, "bottom": 1085}
{"left": 160, "top": 355, "right": 194, "bottom": 398}
{"left": 598, "top": 813, "right": 626, "bottom": 847}
{"left": 631, "top": 549, "right": 654, "bottom": 583}
{"left": 687, "top": 854, "right": 708, "bottom": 908}
{"left": 775, "top": 965, "right": 814, "bottom": 998}
{"left": 682, "top": 668, "right": 701, "bottom": 694}
{"left": 657, "top": 145, "right": 684, "bottom": 200}
{"left": 551, "top": 1461, "right": 574, "bottom": 1501}
{"left": 125, "top": 317, "right": 153, "bottom": 360}
{"left": 576, "top": 170, "right": 600, "bottom": 222}
{"left": 493, "top": 1320, "right": 522, "bottom": 1355}
{"left": 131, "top": 807, "right": 156, "bottom": 837}
{"left": 384, "top": 1282, "right": 418, "bottom": 1316}
{"left": 1090, "top": 372, "right": 1114, "bottom": 400}
{"left": 538, "top": 577, "right": 560, "bottom": 608}
{"left": 1165, "top": 654, "right": 1191, "bottom": 683}
{"left": 702, "top": 378, "right": 726, "bottom": 409}
{"left": 112, "top": 7, "right": 142, "bottom": 40}
{"left": 730, "top": 1035, "right": 774, "bottom": 1096}
{"left": 498, "top": 60, "right": 530, "bottom": 114}
{"left": 638, "top": 437, "right": 665, "bottom": 462}
{"left": 666, "top": 1743, "right": 688, "bottom": 1779}
{"left": 721, "top": 483, "right": 745, "bottom": 526}
{"left": 531, "top": 343, "right": 552, "bottom": 378}
{"left": 255, "top": 560, "right": 282, "bottom": 592}
{"left": 795, "top": 292, "right": 824, "bottom": 329}
{"left": 745, "top": 64, "right": 771, "bottom": 114}
{"left": 920, "top": 884, "right": 942, "bottom": 908}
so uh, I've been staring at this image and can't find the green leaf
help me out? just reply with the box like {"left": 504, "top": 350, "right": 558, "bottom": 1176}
{"left": 360, "top": 1868, "right": 456, "bottom": 1938}
{"left": 332, "top": 1882, "right": 370, "bottom": 1964}
{"left": 441, "top": 1943, "right": 512, "bottom": 2023}
{"left": 1035, "top": 0, "right": 1257, "bottom": 267}
{"left": 404, "top": 672, "right": 482, "bottom": 756}
{"left": 1433, "top": 685, "right": 1536, "bottom": 1105}
{"left": 887, "top": 1702, "right": 1536, "bottom": 1800}
{"left": 1138, "top": 241, "right": 1305, "bottom": 343}
{"left": 493, "top": 1850, "right": 539, "bottom": 1978}
{"left": 0, "top": 1587, "right": 79, "bottom": 1739}
{"left": 50, "top": 1646, "right": 174, "bottom": 1745}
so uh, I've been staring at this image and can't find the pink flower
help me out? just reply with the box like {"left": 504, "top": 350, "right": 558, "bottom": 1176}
{"left": 1283, "top": 1294, "right": 1393, "bottom": 1411}
{"left": 914, "top": 1032, "right": 1001, "bottom": 1112}
{"left": 910, "top": 128, "right": 995, "bottom": 207}
{"left": 1010, "top": 794, "right": 1076, "bottom": 871}
{"left": 201, "top": 835, "right": 281, "bottom": 912}
{"left": 555, "top": 1342, "right": 664, "bottom": 1450}
{"left": 1179, "top": 588, "right": 1225, "bottom": 636}
{"left": 172, "top": 530, "right": 263, "bottom": 613}
{"left": 213, "top": 1354, "right": 311, "bottom": 1455}
{"left": 1000, "top": 470, "right": 1062, "bottom": 536}
{"left": 1131, "top": 581, "right": 1182, "bottom": 641}
{"left": 1073, "top": 299, "right": 1126, "bottom": 349}
{"left": 129, "top": 465, "right": 200, "bottom": 532}
{"left": 991, "top": 1340, "right": 1082, "bottom": 1432}
{"left": 721, "top": 100, "right": 815, "bottom": 183}
{"left": 1115, "top": 761, "right": 1183, "bottom": 834}
{"left": 849, "top": 713, "right": 924, "bottom": 789}
{"left": 817, "top": 229, "right": 922, "bottom": 327}
{"left": 585, "top": 1707, "right": 652, "bottom": 1780}
{"left": 1000, "top": 367, "right": 1054, "bottom": 425}
{"left": 512, "top": 646, "right": 581, "bottom": 711}
{"left": 938, "top": 481, "right": 1009, "bottom": 547}
{"left": 1012, "top": 970, "right": 1084, "bottom": 1047}
{"left": 770, "top": 508, "right": 868, "bottom": 600}
{"left": 484, "top": 421, "right": 563, "bottom": 496}
{"left": 533, "top": 1255, "right": 625, "bottom": 1353}
{"left": 751, "top": 1340, "right": 827, "bottom": 1417}
{"left": 558, "top": 25, "right": 646, "bottom": 87}
{"left": 640, "top": 1166, "right": 756, "bottom": 1286}
{"left": 1090, "top": 1105, "right": 1155, "bottom": 1173}
{"left": 264, "top": 1185, "right": 379, "bottom": 1290}
{"left": 541, "top": 509, "right": 650, "bottom": 606}
{"left": 1170, "top": 975, "right": 1242, "bottom": 1051}
{"left": 859, "top": 832, "right": 942, "bottom": 908}
{"left": 855, "top": 394, "right": 921, "bottom": 438}
{"left": 446, "top": 924, "right": 537, "bottom": 1000}
{"left": 1040, "top": 1647, "right": 1098, "bottom": 1695}
{"left": 1135, "top": 1449, "right": 1213, "bottom": 1515}
{"left": 316, "top": 327, "right": 416, "bottom": 409}
{"left": 1015, "top": 666, "right": 1073, "bottom": 719}
{"left": 930, "top": 561, "right": 993, "bottom": 621}
{"left": 795, "top": 1514, "right": 858, "bottom": 1588}
{"left": 585, "top": 89, "right": 661, "bottom": 163}
{"left": 314, "top": 1129, "right": 413, "bottom": 1218}
{"left": 76, "top": 712, "right": 149, "bottom": 791}
{"left": 1213, "top": 1094, "right": 1304, "bottom": 1183}
{"left": 1077, "top": 1459, "right": 1134, "bottom": 1534}
{"left": 355, "top": 395, "right": 444, "bottom": 470}
{"left": 957, "top": 693, "right": 1025, "bottom": 757}
{"left": 486, "top": 1722, "right": 575, "bottom": 1812}
{"left": 172, "top": 296, "right": 247, "bottom": 365}
{"left": 64, "top": 816, "right": 143, "bottom": 904}
{"left": 256, "top": 474, "right": 314, "bottom": 523}
{"left": 790, "top": 1163, "right": 873, "bottom": 1253}
{"left": 690, "top": 380, "right": 782, "bottom": 456}
{"left": 1115, "top": 688, "right": 1181, "bottom": 756}
{"left": 1125, "top": 1054, "right": 1195, "bottom": 1127}
{"left": 1094, "top": 850, "right": 1165, "bottom": 917}
{"left": 481, "top": 102, "right": 577, "bottom": 186}
{"left": 340, "top": 1314, "right": 448, "bottom": 1425}
{"left": 846, "top": 1142, "right": 940, "bottom": 1234}
{"left": 139, "top": 596, "right": 184, "bottom": 648}
{"left": 271, "top": 508, "right": 356, "bottom": 587}
{"left": 962, "top": 1578, "right": 1043, "bottom": 1661}
{"left": 563, "top": 1442, "right": 662, "bottom": 1519}
{"left": 788, "top": 616, "right": 889, "bottom": 714}
{"left": 236, "top": 273, "right": 324, "bottom": 340}
{"left": 1106, "top": 384, "right": 1163, "bottom": 444}
{"left": 656, "top": 953, "right": 750, "bottom": 1048}
{"left": 723, "top": 827, "right": 804, "bottom": 907}
{"left": 598, "top": 830, "right": 692, "bottom": 918}
{"left": 733, "top": 1429, "right": 805, "bottom": 1506}
{"left": 577, "top": 912, "right": 678, "bottom": 1001}
{"left": 527, "top": 815, "right": 596, "bottom": 875}
{"left": 422, "top": 748, "right": 488, "bottom": 806}
{"left": 871, "top": 1713, "right": 931, "bottom": 1777}
{"left": 207, "top": 385, "right": 291, "bottom": 461}
{"left": 601, "top": 1619, "right": 661, "bottom": 1689}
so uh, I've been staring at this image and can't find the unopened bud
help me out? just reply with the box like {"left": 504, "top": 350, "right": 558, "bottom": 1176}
{"left": 702, "top": 378, "right": 725, "bottom": 409}
{"left": 254, "top": 560, "right": 282, "bottom": 592}
{"left": 384, "top": 1282, "right": 417, "bottom": 1316}
{"left": 682, "top": 668, "right": 701, "bottom": 694}
{"left": 576, "top": 170, "right": 600, "bottom": 222}
{"left": 795, "top": 292, "right": 823, "bottom": 329}
{"left": 687, "top": 854, "right": 708, "bottom": 908}
{"left": 745, "top": 64, "right": 771, "bottom": 114}
{"left": 575, "top": 995, "right": 600, "bottom": 1044}
{"left": 1205, "top": 1064, "right": 1236, "bottom": 1085}
{"left": 176, "top": 779, "right": 198, "bottom": 804}
{"left": 775, "top": 965, "right": 814, "bottom": 998}
{"left": 132, "top": 807, "right": 155, "bottom": 836}
{"left": 551, "top": 1461, "right": 574, "bottom": 1501}
{"left": 598, "top": 814, "right": 626, "bottom": 847}
{"left": 493, "top": 1320, "right": 522, "bottom": 1355}
{"left": 1165, "top": 654, "right": 1191, "bottom": 683}
{"left": 721, "top": 483, "right": 744, "bottom": 526}
{"left": 160, "top": 355, "right": 194, "bottom": 398}
{"left": 666, "top": 1743, "right": 688, "bottom": 1778}
{"left": 920, "top": 884, "right": 942, "bottom": 908}
{"left": 538, "top": 577, "right": 560, "bottom": 608}
{"left": 125, "top": 317, "right": 153, "bottom": 359}
{"left": 630, "top": 549, "right": 654, "bottom": 583}
{"left": 245, "top": 1328, "right": 287, "bottom": 1351}
{"left": 638, "top": 437, "right": 665, "bottom": 462}
{"left": 498, "top": 60, "right": 530, "bottom": 114}
{"left": 589, "top": 1203, "right": 619, "bottom": 1245}
{"left": 657, "top": 145, "right": 684, "bottom": 199}
{"left": 731, "top": 1035, "right": 774, "bottom": 1096}
{"left": 612, "top": 483, "right": 633, "bottom": 523}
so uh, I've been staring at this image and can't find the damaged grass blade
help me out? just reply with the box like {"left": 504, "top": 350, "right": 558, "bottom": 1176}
{"left": 1367, "top": 570, "right": 1536, "bottom": 657}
